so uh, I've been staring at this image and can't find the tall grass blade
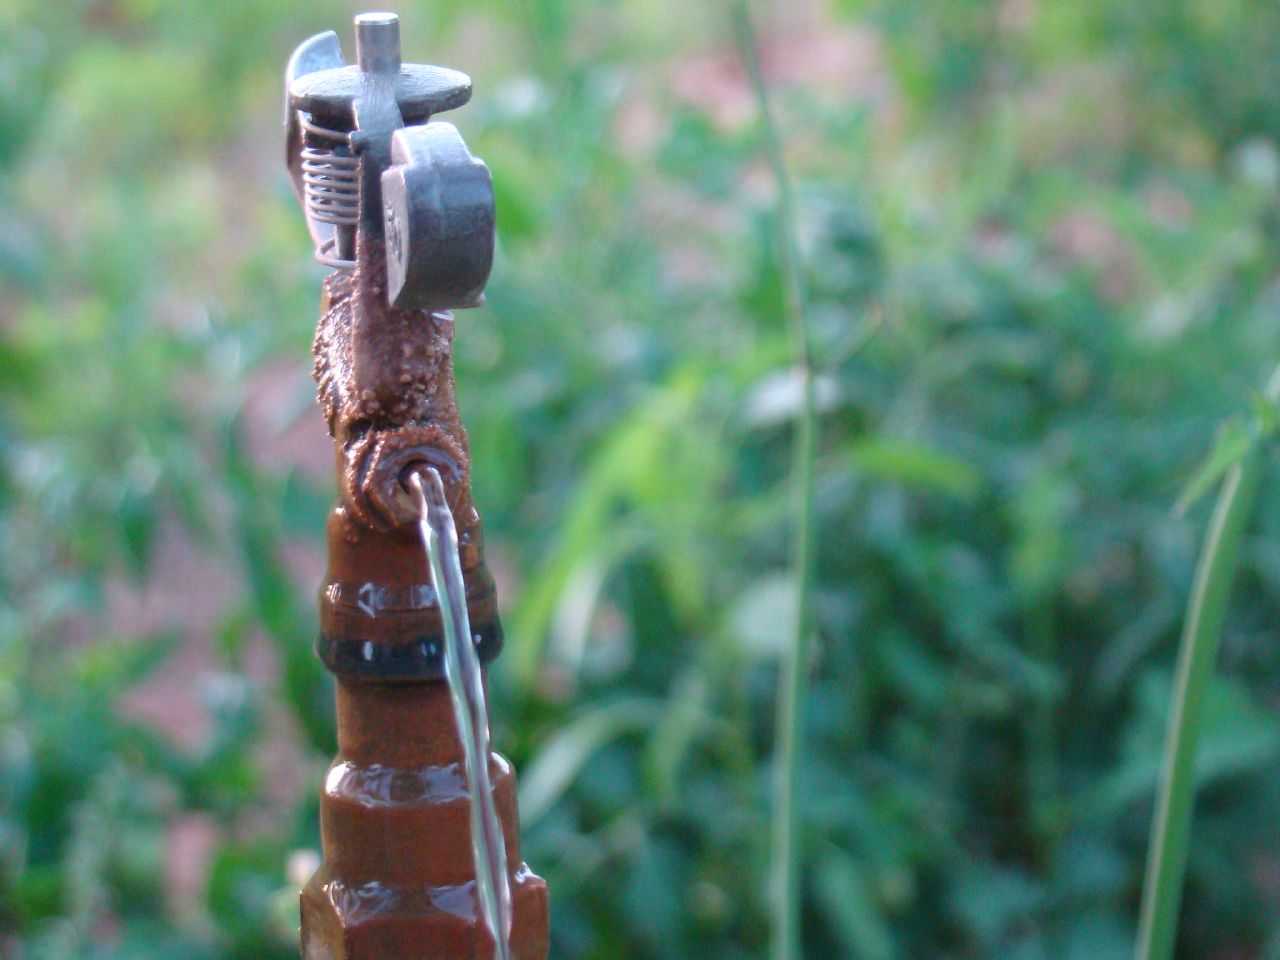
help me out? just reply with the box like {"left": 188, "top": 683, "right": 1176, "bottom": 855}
{"left": 730, "top": 5, "right": 818, "bottom": 960}
{"left": 1134, "top": 388, "right": 1273, "bottom": 960}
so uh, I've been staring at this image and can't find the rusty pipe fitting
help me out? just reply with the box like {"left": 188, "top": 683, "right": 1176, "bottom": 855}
{"left": 313, "top": 264, "right": 473, "bottom": 533}
{"left": 286, "top": 14, "right": 549, "bottom": 960}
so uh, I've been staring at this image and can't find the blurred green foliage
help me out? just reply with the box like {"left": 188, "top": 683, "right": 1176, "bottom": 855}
{"left": 3, "top": 0, "right": 1280, "bottom": 957}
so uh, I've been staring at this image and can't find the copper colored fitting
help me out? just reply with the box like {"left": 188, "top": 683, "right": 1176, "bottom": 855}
{"left": 301, "top": 488, "right": 550, "bottom": 958}
{"left": 299, "top": 682, "right": 549, "bottom": 960}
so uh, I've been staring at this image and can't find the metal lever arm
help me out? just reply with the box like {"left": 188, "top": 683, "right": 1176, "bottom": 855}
{"left": 382, "top": 122, "right": 496, "bottom": 311}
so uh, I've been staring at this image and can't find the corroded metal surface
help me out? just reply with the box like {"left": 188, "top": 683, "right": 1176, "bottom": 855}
{"left": 312, "top": 253, "right": 476, "bottom": 532}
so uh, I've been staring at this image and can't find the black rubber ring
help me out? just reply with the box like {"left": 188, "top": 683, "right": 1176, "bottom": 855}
{"left": 316, "top": 617, "right": 504, "bottom": 680}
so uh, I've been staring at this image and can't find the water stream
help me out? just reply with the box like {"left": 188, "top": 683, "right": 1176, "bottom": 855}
{"left": 408, "top": 468, "right": 514, "bottom": 960}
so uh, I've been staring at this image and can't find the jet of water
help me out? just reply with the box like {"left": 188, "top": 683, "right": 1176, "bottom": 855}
{"left": 409, "top": 468, "right": 513, "bottom": 960}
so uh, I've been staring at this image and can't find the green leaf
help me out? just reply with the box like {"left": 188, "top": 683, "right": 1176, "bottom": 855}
{"left": 517, "top": 699, "right": 661, "bottom": 827}
{"left": 815, "top": 850, "right": 896, "bottom": 960}
{"left": 508, "top": 377, "right": 702, "bottom": 683}
{"left": 643, "top": 672, "right": 709, "bottom": 808}
{"left": 221, "top": 418, "right": 334, "bottom": 755}
{"left": 849, "top": 437, "right": 983, "bottom": 500}
{"left": 1080, "top": 670, "right": 1280, "bottom": 820}
{"left": 1175, "top": 420, "right": 1252, "bottom": 514}
{"left": 71, "top": 631, "right": 181, "bottom": 692}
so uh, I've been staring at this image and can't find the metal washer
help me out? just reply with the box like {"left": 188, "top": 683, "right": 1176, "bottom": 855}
{"left": 289, "top": 63, "right": 473, "bottom": 126}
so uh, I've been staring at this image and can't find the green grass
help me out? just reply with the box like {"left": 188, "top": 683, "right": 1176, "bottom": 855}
{"left": 1135, "top": 458, "right": 1261, "bottom": 960}
{"left": 5, "top": 1, "right": 1280, "bottom": 958}
{"left": 1135, "top": 369, "right": 1280, "bottom": 960}
{"left": 728, "top": 4, "right": 819, "bottom": 959}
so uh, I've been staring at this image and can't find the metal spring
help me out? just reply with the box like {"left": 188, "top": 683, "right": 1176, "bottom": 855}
{"left": 302, "top": 147, "right": 359, "bottom": 227}
{"left": 297, "top": 115, "right": 358, "bottom": 269}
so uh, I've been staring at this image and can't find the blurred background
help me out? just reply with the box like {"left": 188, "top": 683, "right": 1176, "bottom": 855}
{"left": 4, "top": 0, "right": 1280, "bottom": 957}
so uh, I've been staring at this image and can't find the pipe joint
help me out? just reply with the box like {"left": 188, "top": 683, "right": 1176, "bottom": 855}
{"left": 345, "top": 423, "right": 468, "bottom": 532}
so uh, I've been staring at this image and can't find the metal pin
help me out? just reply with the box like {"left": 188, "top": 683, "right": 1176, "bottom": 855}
{"left": 354, "top": 12, "right": 401, "bottom": 75}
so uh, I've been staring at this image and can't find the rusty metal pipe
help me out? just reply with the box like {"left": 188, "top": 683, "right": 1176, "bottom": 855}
{"left": 285, "top": 13, "right": 549, "bottom": 959}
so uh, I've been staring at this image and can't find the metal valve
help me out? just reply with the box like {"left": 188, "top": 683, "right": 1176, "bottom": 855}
{"left": 284, "top": 12, "right": 495, "bottom": 311}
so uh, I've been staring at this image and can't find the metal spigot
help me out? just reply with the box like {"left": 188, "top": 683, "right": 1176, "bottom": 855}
{"left": 288, "top": 16, "right": 551, "bottom": 960}
{"left": 285, "top": 11, "right": 495, "bottom": 310}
